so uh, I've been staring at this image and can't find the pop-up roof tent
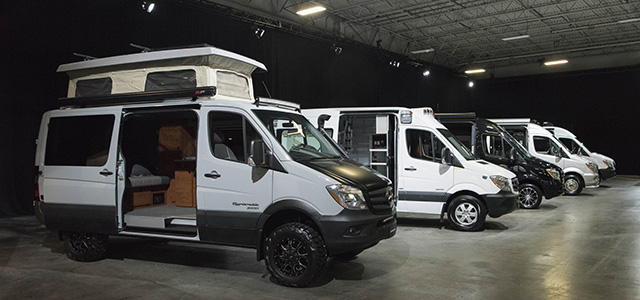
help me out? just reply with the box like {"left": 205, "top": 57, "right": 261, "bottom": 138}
{"left": 57, "top": 45, "right": 267, "bottom": 101}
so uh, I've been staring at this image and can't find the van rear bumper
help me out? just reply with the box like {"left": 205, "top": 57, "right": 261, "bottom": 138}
{"left": 599, "top": 167, "right": 616, "bottom": 181}
{"left": 482, "top": 191, "right": 518, "bottom": 218}
{"left": 317, "top": 210, "right": 397, "bottom": 256}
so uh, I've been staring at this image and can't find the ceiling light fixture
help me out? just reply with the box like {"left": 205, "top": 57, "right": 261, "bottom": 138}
{"left": 141, "top": 1, "right": 155, "bottom": 13}
{"left": 389, "top": 60, "right": 400, "bottom": 68}
{"left": 423, "top": 70, "right": 430, "bottom": 76}
{"left": 465, "top": 69, "right": 485, "bottom": 74}
{"left": 618, "top": 18, "right": 640, "bottom": 24}
{"left": 411, "top": 48, "right": 435, "bottom": 54}
{"left": 468, "top": 81, "right": 474, "bottom": 88}
{"left": 297, "top": 6, "right": 326, "bottom": 16}
{"left": 501, "top": 35, "right": 530, "bottom": 41}
{"left": 544, "top": 59, "right": 568, "bottom": 66}
{"left": 254, "top": 27, "right": 265, "bottom": 39}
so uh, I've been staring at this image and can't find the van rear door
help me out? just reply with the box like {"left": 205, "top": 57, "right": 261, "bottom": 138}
{"left": 37, "top": 107, "right": 122, "bottom": 234}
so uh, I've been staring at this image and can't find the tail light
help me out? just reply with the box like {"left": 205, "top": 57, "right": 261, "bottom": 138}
{"left": 34, "top": 166, "right": 41, "bottom": 203}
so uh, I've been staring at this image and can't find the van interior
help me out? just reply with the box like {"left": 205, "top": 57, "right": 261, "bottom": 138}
{"left": 337, "top": 114, "right": 395, "bottom": 181}
{"left": 120, "top": 110, "right": 198, "bottom": 236}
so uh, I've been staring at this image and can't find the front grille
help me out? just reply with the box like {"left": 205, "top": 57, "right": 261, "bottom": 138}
{"left": 368, "top": 186, "right": 394, "bottom": 213}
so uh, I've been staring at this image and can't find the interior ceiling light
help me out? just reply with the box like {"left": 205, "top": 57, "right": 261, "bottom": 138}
{"left": 468, "top": 81, "right": 474, "bottom": 88}
{"left": 501, "top": 35, "right": 530, "bottom": 41}
{"left": 296, "top": 6, "right": 326, "bottom": 16}
{"left": 254, "top": 27, "right": 265, "bottom": 39}
{"left": 423, "top": 70, "right": 430, "bottom": 76}
{"left": 141, "top": 1, "right": 155, "bottom": 13}
{"left": 618, "top": 18, "right": 640, "bottom": 24}
{"left": 465, "top": 69, "right": 485, "bottom": 74}
{"left": 389, "top": 60, "right": 400, "bottom": 68}
{"left": 411, "top": 48, "right": 434, "bottom": 54}
{"left": 544, "top": 59, "right": 568, "bottom": 66}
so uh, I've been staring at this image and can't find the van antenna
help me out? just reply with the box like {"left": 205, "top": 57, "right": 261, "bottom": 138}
{"left": 73, "top": 53, "right": 97, "bottom": 61}
{"left": 262, "top": 81, "right": 272, "bottom": 98}
{"left": 130, "top": 43, "right": 151, "bottom": 53}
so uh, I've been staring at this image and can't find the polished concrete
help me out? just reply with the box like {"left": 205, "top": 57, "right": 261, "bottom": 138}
{"left": 1, "top": 176, "right": 639, "bottom": 299}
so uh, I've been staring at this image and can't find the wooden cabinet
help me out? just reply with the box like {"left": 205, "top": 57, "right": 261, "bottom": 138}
{"left": 167, "top": 170, "right": 195, "bottom": 207}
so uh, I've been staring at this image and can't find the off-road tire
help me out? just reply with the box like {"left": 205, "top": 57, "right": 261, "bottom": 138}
{"left": 63, "top": 231, "right": 108, "bottom": 262}
{"left": 264, "top": 223, "right": 327, "bottom": 287}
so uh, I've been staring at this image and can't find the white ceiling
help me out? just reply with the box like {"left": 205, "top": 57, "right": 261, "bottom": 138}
{"left": 185, "top": 0, "right": 640, "bottom": 78}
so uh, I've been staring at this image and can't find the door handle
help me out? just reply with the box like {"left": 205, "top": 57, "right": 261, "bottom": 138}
{"left": 404, "top": 166, "right": 417, "bottom": 171}
{"left": 99, "top": 169, "right": 113, "bottom": 176}
{"left": 205, "top": 171, "right": 221, "bottom": 179}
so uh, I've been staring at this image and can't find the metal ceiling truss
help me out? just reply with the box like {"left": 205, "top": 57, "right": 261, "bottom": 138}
{"left": 184, "top": 0, "right": 640, "bottom": 76}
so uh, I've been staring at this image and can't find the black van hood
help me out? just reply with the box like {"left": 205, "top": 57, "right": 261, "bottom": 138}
{"left": 298, "top": 158, "right": 389, "bottom": 192}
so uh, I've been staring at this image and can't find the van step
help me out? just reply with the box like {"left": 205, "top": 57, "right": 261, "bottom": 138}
{"left": 125, "top": 206, "right": 196, "bottom": 229}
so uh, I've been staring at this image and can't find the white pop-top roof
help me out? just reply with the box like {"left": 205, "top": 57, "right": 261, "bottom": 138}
{"left": 57, "top": 46, "right": 267, "bottom": 77}
{"left": 57, "top": 45, "right": 267, "bottom": 100}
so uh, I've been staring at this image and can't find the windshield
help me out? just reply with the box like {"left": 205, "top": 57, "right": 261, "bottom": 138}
{"left": 253, "top": 110, "right": 343, "bottom": 161}
{"left": 437, "top": 128, "right": 475, "bottom": 160}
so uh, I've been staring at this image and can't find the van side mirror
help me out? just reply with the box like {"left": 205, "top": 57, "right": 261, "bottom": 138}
{"left": 249, "top": 139, "right": 267, "bottom": 168}
{"left": 441, "top": 148, "right": 452, "bottom": 165}
{"left": 317, "top": 114, "right": 331, "bottom": 129}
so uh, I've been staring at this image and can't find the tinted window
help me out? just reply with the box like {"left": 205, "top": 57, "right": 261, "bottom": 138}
{"left": 76, "top": 77, "right": 112, "bottom": 97}
{"left": 533, "top": 136, "right": 561, "bottom": 156}
{"left": 45, "top": 115, "right": 115, "bottom": 166}
{"left": 406, "top": 129, "right": 445, "bottom": 162}
{"left": 145, "top": 70, "right": 196, "bottom": 91}
{"left": 208, "top": 111, "right": 261, "bottom": 163}
{"left": 483, "top": 134, "right": 514, "bottom": 158}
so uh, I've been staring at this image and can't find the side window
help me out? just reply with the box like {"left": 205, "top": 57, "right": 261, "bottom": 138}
{"left": 145, "top": 70, "right": 196, "bottom": 92}
{"left": 559, "top": 138, "right": 579, "bottom": 154}
{"left": 407, "top": 129, "right": 441, "bottom": 162}
{"left": 208, "top": 111, "right": 261, "bottom": 163}
{"left": 76, "top": 77, "right": 112, "bottom": 97}
{"left": 483, "top": 134, "right": 514, "bottom": 158}
{"left": 45, "top": 115, "right": 115, "bottom": 166}
{"left": 534, "top": 136, "right": 561, "bottom": 156}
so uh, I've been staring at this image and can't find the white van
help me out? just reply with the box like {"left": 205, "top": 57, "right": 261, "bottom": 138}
{"left": 303, "top": 107, "right": 519, "bottom": 231}
{"left": 491, "top": 119, "right": 599, "bottom": 195}
{"left": 544, "top": 126, "right": 616, "bottom": 181}
{"left": 34, "top": 45, "right": 396, "bottom": 287}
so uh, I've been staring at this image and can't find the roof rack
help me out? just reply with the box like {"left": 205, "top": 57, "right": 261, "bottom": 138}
{"left": 59, "top": 86, "right": 216, "bottom": 108}
{"left": 254, "top": 97, "right": 301, "bottom": 112}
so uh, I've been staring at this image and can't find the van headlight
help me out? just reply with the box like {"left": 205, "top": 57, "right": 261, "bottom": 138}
{"left": 604, "top": 160, "right": 615, "bottom": 169}
{"left": 490, "top": 175, "right": 511, "bottom": 192}
{"left": 586, "top": 162, "right": 598, "bottom": 173}
{"left": 546, "top": 168, "right": 561, "bottom": 181}
{"left": 326, "top": 184, "right": 367, "bottom": 210}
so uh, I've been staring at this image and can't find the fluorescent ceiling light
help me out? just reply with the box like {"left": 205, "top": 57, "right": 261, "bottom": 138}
{"left": 501, "top": 35, "right": 530, "bottom": 41}
{"left": 465, "top": 69, "right": 485, "bottom": 74}
{"left": 544, "top": 59, "right": 568, "bottom": 66}
{"left": 411, "top": 48, "right": 434, "bottom": 54}
{"left": 297, "top": 6, "right": 326, "bottom": 16}
{"left": 618, "top": 18, "right": 640, "bottom": 24}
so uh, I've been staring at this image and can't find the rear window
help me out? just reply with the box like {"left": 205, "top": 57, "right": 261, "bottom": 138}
{"left": 45, "top": 115, "right": 115, "bottom": 166}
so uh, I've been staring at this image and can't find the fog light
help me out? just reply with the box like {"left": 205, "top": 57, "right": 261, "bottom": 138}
{"left": 344, "top": 226, "right": 362, "bottom": 236}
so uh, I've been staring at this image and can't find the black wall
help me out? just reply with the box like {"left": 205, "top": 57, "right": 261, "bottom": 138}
{"left": 1, "top": 0, "right": 636, "bottom": 216}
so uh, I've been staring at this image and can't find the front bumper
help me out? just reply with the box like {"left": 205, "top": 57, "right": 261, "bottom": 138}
{"left": 599, "top": 167, "right": 616, "bottom": 181}
{"left": 583, "top": 172, "right": 600, "bottom": 188}
{"left": 317, "top": 210, "right": 397, "bottom": 256}
{"left": 542, "top": 179, "right": 564, "bottom": 199}
{"left": 482, "top": 190, "right": 518, "bottom": 218}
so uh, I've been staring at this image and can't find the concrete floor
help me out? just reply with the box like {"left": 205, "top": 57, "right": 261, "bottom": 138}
{"left": 1, "top": 176, "right": 639, "bottom": 299}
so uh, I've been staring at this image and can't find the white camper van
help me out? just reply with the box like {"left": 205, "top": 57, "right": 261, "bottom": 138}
{"left": 303, "top": 107, "right": 519, "bottom": 232}
{"left": 544, "top": 126, "right": 616, "bottom": 181}
{"left": 34, "top": 45, "right": 396, "bottom": 287}
{"left": 491, "top": 119, "right": 599, "bottom": 196}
